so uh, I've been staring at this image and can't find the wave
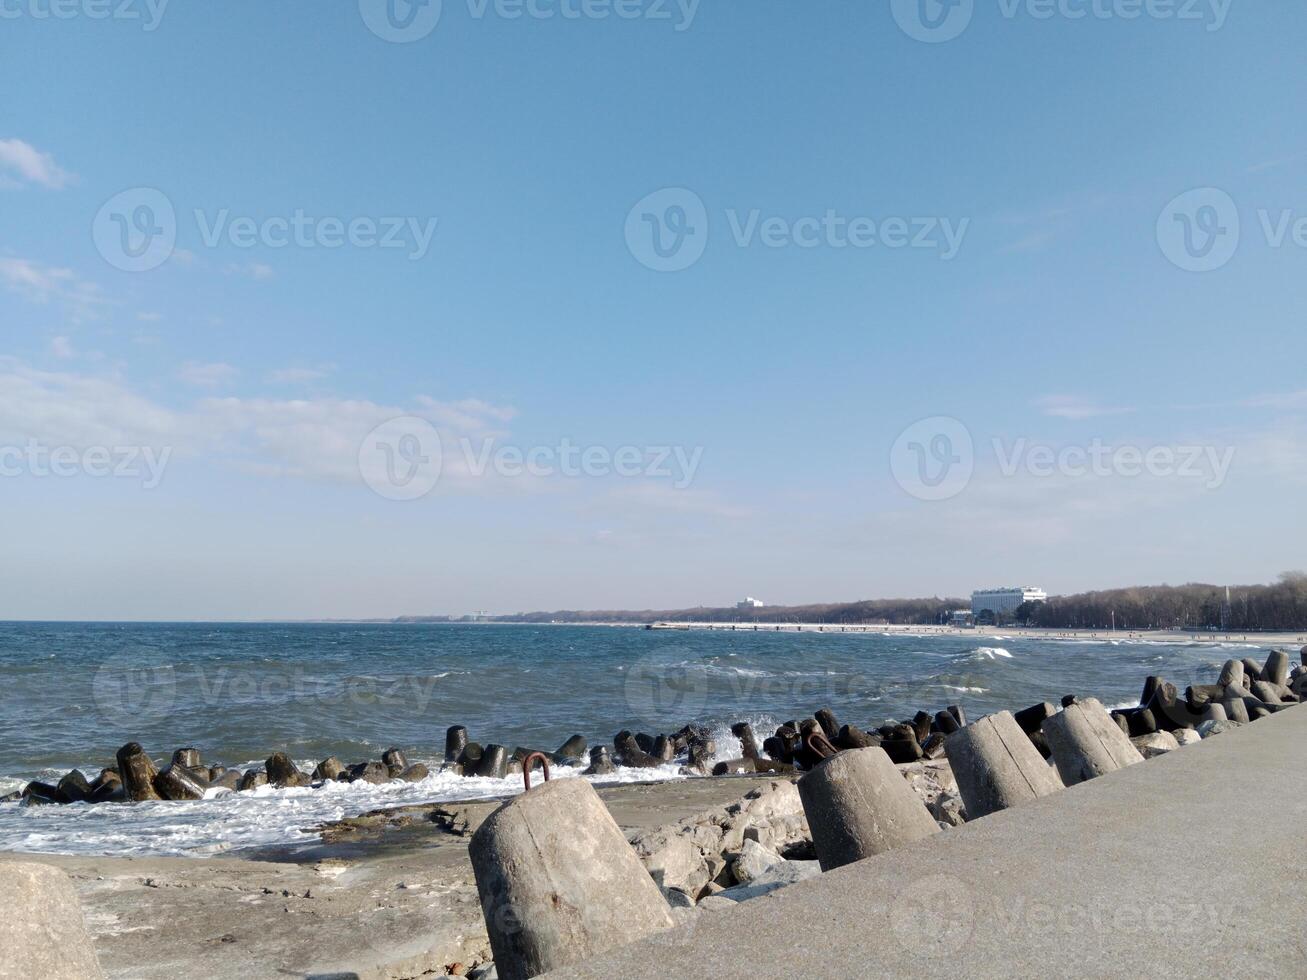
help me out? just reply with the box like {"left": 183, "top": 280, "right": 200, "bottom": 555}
{"left": 970, "top": 647, "right": 1013, "bottom": 661}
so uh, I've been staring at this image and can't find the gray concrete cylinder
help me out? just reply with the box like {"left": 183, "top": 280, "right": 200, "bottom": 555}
{"left": 796, "top": 746, "right": 939, "bottom": 873}
{"left": 945, "top": 710, "right": 1064, "bottom": 819}
{"left": 469, "top": 778, "right": 674, "bottom": 980}
{"left": 1263, "top": 650, "right": 1290, "bottom": 687}
{"left": 1043, "top": 698, "right": 1144, "bottom": 786}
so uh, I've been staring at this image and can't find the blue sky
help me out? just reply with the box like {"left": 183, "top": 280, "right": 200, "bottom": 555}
{"left": 2, "top": 0, "right": 1305, "bottom": 619}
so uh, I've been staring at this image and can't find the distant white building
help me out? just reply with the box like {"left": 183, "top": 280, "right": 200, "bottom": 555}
{"left": 971, "top": 587, "right": 1046, "bottom": 617}
{"left": 736, "top": 597, "right": 765, "bottom": 609}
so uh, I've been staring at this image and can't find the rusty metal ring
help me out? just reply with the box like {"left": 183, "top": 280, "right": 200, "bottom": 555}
{"left": 806, "top": 732, "right": 838, "bottom": 759}
{"left": 522, "top": 752, "right": 551, "bottom": 792}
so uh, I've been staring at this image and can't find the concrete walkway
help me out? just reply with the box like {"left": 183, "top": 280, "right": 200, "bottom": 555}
{"left": 553, "top": 707, "right": 1307, "bottom": 978}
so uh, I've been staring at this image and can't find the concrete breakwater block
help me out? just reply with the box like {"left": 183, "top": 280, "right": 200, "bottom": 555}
{"left": 0, "top": 861, "right": 105, "bottom": 979}
{"left": 1044, "top": 698, "right": 1144, "bottom": 786}
{"left": 945, "top": 710, "right": 1064, "bottom": 819}
{"left": 796, "top": 746, "right": 938, "bottom": 873}
{"left": 469, "top": 778, "right": 674, "bottom": 980}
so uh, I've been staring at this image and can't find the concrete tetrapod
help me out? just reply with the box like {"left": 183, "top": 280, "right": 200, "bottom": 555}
{"left": 796, "top": 746, "right": 939, "bottom": 873}
{"left": 468, "top": 777, "right": 674, "bottom": 980}
{"left": 0, "top": 861, "right": 106, "bottom": 979}
{"left": 1043, "top": 697, "right": 1144, "bottom": 786}
{"left": 944, "top": 710, "right": 1064, "bottom": 819}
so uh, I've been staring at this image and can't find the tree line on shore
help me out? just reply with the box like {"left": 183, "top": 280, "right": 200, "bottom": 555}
{"left": 467, "top": 572, "right": 1307, "bottom": 631}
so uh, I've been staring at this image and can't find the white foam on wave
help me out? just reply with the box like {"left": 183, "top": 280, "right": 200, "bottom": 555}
{"left": 0, "top": 757, "right": 690, "bottom": 859}
{"left": 942, "top": 685, "right": 989, "bottom": 694}
{"left": 971, "top": 647, "right": 1013, "bottom": 660}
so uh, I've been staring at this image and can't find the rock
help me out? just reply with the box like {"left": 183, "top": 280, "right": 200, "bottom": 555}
{"left": 1251, "top": 680, "right": 1284, "bottom": 705}
{"left": 0, "top": 862, "right": 106, "bottom": 978}
{"left": 1240, "top": 657, "right": 1264, "bottom": 683}
{"left": 1223, "top": 698, "right": 1251, "bottom": 724}
{"left": 1173, "top": 728, "right": 1202, "bottom": 746}
{"left": 474, "top": 745, "right": 509, "bottom": 779}
{"left": 1061, "top": 694, "right": 1079, "bottom": 708}
{"left": 707, "top": 860, "right": 821, "bottom": 904}
{"left": 652, "top": 735, "right": 675, "bottom": 763}
{"left": 458, "top": 742, "right": 484, "bottom": 771}
{"left": 920, "top": 732, "right": 947, "bottom": 760}
{"left": 116, "top": 742, "right": 161, "bottom": 801}
{"left": 614, "top": 731, "right": 660, "bottom": 768}
{"left": 56, "top": 770, "right": 93, "bottom": 804}
{"left": 928, "top": 790, "right": 966, "bottom": 827}
{"left": 88, "top": 770, "right": 123, "bottom": 803}
{"left": 730, "top": 723, "right": 761, "bottom": 760}
{"left": 555, "top": 734, "right": 587, "bottom": 761}
{"left": 947, "top": 704, "right": 966, "bottom": 726}
{"left": 933, "top": 710, "right": 961, "bottom": 734}
{"left": 880, "top": 736, "right": 923, "bottom": 764}
{"left": 467, "top": 964, "right": 498, "bottom": 980}
{"left": 469, "top": 778, "right": 675, "bottom": 980}
{"left": 381, "top": 748, "right": 409, "bottom": 777}
{"left": 154, "top": 764, "right": 207, "bottom": 801}
{"left": 1197, "top": 718, "right": 1244, "bottom": 738}
{"left": 1263, "top": 650, "right": 1290, "bottom": 686}
{"left": 445, "top": 725, "right": 469, "bottom": 763}
{"left": 814, "top": 708, "right": 840, "bottom": 741}
{"left": 1043, "top": 698, "right": 1144, "bottom": 786}
{"left": 712, "top": 758, "right": 755, "bottom": 776}
{"left": 348, "top": 762, "right": 390, "bottom": 785}
{"left": 798, "top": 747, "right": 938, "bottom": 872}
{"left": 1131, "top": 731, "right": 1181, "bottom": 759}
{"left": 238, "top": 770, "right": 267, "bottom": 791}
{"left": 398, "top": 763, "right": 430, "bottom": 782}
{"left": 634, "top": 732, "right": 657, "bottom": 754}
{"left": 210, "top": 769, "right": 242, "bottom": 791}
{"left": 686, "top": 739, "right": 716, "bottom": 774}
{"left": 584, "top": 746, "right": 616, "bottom": 776}
{"left": 312, "top": 757, "right": 345, "bottom": 781}
{"left": 171, "top": 748, "right": 201, "bottom": 770}
{"left": 22, "top": 781, "right": 65, "bottom": 805}
{"left": 266, "top": 752, "right": 309, "bottom": 788}
{"left": 1217, "top": 659, "right": 1245, "bottom": 688}
{"left": 945, "top": 710, "right": 1063, "bottom": 819}
{"left": 1013, "top": 702, "right": 1056, "bottom": 734}
{"left": 731, "top": 838, "right": 783, "bottom": 885}
{"left": 836, "top": 724, "right": 877, "bottom": 750}
{"left": 1185, "top": 684, "right": 1225, "bottom": 710}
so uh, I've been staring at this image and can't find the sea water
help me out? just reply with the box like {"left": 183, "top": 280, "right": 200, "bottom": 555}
{"left": 0, "top": 621, "right": 1262, "bottom": 857}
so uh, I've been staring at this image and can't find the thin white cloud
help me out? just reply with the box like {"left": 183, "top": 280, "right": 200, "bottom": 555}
{"left": 0, "top": 257, "right": 107, "bottom": 321}
{"left": 0, "top": 138, "right": 74, "bottom": 190}
{"left": 224, "top": 262, "right": 274, "bottom": 280}
{"left": 1035, "top": 395, "right": 1135, "bottom": 420}
{"left": 178, "top": 361, "right": 238, "bottom": 388}
{"left": 268, "top": 365, "right": 335, "bottom": 384}
{"left": 50, "top": 336, "right": 75, "bottom": 359}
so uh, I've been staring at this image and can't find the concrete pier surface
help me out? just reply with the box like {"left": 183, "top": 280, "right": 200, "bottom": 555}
{"left": 551, "top": 706, "right": 1307, "bottom": 978}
